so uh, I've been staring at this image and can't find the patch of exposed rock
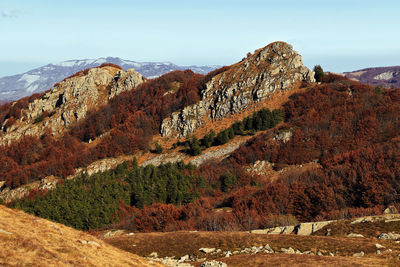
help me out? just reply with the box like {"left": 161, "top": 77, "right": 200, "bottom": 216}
{"left": 1, "top": 66, "right": 145, "bottom": 144}
{"left": 161, "top": 42, "right": 315, "bottom": 137}
{"left": 251, "top": 220, "right": 334, "bottom": 236}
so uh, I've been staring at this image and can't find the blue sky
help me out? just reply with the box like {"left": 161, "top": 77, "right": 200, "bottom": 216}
{"left": 0, "top": 0, "right": 399, "bottom": 76}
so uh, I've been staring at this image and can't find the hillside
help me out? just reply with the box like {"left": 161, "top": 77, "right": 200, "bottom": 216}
{"left": 2, "top": 41, "right": 400, "bottom": 245}
{"left": 344, "top": 66, "right": 400, "bottom": 88}
{"left": 0, "top": 57, "right": 217, "bottom": 102}
{"left": 0, "top": 205, "right": 161, "bottom": 267}
{"left": 103, "top": 217, "right": 400, "bottom": 266}
{"left": 0, "top": 41, "right": 313, "bottom": 191}
{"left": 0, "top": 63, "right": 145, "bottom": 144}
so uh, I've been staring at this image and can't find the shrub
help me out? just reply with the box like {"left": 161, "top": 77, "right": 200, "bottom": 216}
{"left": 313, "top": 65, "right": 325, "bottom": 82}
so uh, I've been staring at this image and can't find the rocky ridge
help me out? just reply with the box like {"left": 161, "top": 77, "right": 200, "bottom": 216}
{"left": 161, "top": 42, "right": 315, "bottom": 138}
{"left": 0, "top": 66, "right": 145, "bottom": 144}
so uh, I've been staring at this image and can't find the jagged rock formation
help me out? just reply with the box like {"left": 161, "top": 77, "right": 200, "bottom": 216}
{"left": 0, "top": 66, "right": 145, "bottom": 144}
{"left": 161, "top": 42, "right": 315, "bottom": 137}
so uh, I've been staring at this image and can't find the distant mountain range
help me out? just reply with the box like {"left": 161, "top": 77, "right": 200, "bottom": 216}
{"left": 344, "top": 66, "right": 400, "bottom": 89}
{"left": 0, "top": 57, "right": 218, "bottom": 102}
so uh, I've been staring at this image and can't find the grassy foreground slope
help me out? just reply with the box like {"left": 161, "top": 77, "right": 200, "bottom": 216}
{"left": 0, "top": 205, "right": 162, "bottom": 267}
{"left": 105, "top": 230, "right": 400, "bottom": 266}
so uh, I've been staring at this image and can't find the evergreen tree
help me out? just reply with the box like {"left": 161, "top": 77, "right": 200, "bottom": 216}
{"left": 313, "top": 65, "right": 324, "bottom": 82}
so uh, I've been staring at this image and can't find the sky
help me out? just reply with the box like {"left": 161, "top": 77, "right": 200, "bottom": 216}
{"left": 0, "top": 0, "right": 399, "bottom": 77}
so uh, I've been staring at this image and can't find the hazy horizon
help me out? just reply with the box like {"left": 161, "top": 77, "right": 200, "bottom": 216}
{"left": 1, "top": 0, "right": 399, "bottom": 77}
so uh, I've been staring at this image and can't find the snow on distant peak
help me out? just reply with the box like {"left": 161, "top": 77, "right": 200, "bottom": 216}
{"left": 18, "top": 74, "right": 40, "bottom": 87}
{"left": 54, "top": 60, "right": 80, "bottom": 67}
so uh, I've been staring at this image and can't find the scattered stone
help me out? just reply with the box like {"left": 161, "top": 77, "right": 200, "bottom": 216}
{"left": 201, "top": 260, "right": 227, "bottom": 267}
{"left": 329, "top": 252, "right": 335, "bottom": 256}
{"left": 199, "top": 248, "right": 216, "bottom": 254}
{"left": 377, "top": 250, "right": 381, "bottom": 255}
{"left": 127, "top": 232, "right": 135, "bottom": 236}
{"left": 384, "top": 249, "right": 392, "bottom": 253}
{"left": 353, "top": 251, "right": 365, "bottom": 258}
{"left": 375, "top": 243, "right": 385, "bottom": 249}
{"left": 347, "top": 233, "right": 364, "bottom": 238}
{"left": 350, "top": 217, "right": 374, "bottom": 224}
{"left": 263, "top": 244, "right": 274, "bottom": 253}
{"left": 179, "top": 255, "right": 189, "bottom": 262}
{"left": 0, "top": 228, "right": 12, "bottom": 235}
{"left": 281, "top": 247, "right": 295, "bottom": 254}
{"left": 378, "top": 232, "right": 400, "bottom": 240}
{"left": 87, "top": 241, "right": 100, "bottom": 247}
{"left": 149, "top": 252, "right": 158, "bottom": 258}
{"left": 103, "top": 229, "right": 125, "bottom": 238}
{"left": 317, "top": 251, "right": 323, "bottom": 256}
{"left": 224, "top": 251, "right": 232, "bottom": 257}
{"left": 274, "top": 130, "right": 293, "bottom": 143}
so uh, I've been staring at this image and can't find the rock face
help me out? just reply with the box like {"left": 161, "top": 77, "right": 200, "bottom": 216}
{"left": 251, "top": 220, "right": 333, "bottom": 236}
{"left": 0, "top": 66, "right": 145, "bottom": 144}
{"left": 161, "top": 42, "right": 314, "bottom": 137}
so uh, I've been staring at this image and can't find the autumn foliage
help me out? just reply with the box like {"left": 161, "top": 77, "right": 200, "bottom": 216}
{"left": 0, "top": 70, "right": 208, "bottom": 188}
{"left": 4, "top": 70, "right": 400, "bottom": 231}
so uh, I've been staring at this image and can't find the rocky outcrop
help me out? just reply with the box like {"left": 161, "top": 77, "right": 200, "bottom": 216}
{"left": 1, "top": 66, "right": 145, "bottom": 144}
{"left": 251, "top": 220, "right": 334, "bottom": 236}
{"left": 161, "top": 42, "right": 314, "bottom": 137}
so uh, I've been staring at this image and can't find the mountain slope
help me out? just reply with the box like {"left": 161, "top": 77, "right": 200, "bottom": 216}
{"left": 0, "top": 205, "right": 161, "bottom": 266}
{"left": 0, "top": 57, "right": 217, "bottom": 102}
{"left": 161, "top": 41, "right": 314, "bottom": 137}
{"left": 344, "top": 66, "right": 400, "bottom": 88}
{"left": 0, "top": 64, "right": 145, "bottom": 144}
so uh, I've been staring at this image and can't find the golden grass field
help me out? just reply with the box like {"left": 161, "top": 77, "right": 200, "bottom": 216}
{"left": 0, "top": 205, "right": 162, "bottom": 267}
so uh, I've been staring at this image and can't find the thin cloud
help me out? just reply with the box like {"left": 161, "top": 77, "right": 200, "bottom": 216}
{"left": 1, "top": 9, "right": 19, "bottom": 18}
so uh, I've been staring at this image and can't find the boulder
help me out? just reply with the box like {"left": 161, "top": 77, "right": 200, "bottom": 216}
{"left": 281, "top": 247, "right": 295, "bottom": 254}
{"left": 199, "top": 248, "right": 216, "bottom": 254}
{"left": 347, "top": 233, "right": 364, "bottom": 238}
{"left": 353, "top": 251, "right": 365, "bottom": 258}
{"left": 295, "top": 220, "right": 333, "bottom": 235}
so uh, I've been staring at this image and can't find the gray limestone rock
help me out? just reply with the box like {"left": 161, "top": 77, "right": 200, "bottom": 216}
{"left": 161, "top": 42, "right": 315, "bottom": 138}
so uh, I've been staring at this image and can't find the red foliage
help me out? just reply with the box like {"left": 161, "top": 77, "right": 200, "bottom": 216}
{"left": 1, "top": 70, "right": 211, "bottom": 188}
{"left": 0, "top": 91, "right": 49, "bottom": 129}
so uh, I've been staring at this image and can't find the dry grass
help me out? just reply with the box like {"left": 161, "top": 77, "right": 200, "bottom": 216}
{"left": 314, "top": 215, "right": 400, "bottom": 239}
{"left": 104, "top": 230, "right": 400, "bottom": 266}
{"left": 203, "top": 254, "right": 393, "bottom": 267}
{"left": 0, "top": 205, "right": 162, "bottom": 267}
